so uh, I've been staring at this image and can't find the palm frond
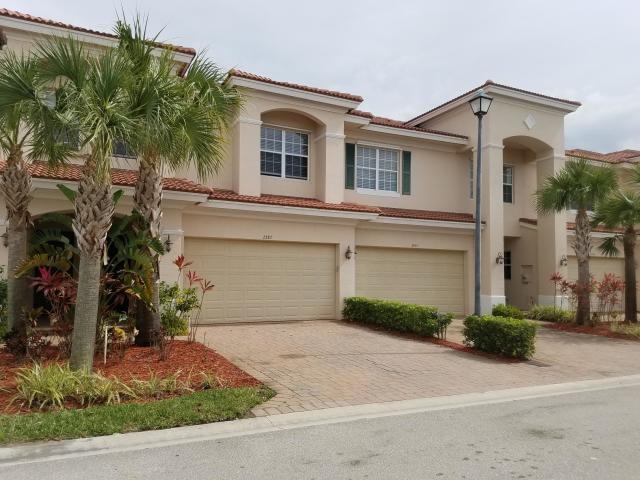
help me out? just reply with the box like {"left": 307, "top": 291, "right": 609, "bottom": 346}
{"left": 599, "top": 236, "right": 621, "bottom": 257}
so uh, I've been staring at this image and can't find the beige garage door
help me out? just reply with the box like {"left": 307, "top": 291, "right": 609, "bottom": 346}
{"left": 356, "top": 247, "right": 465, "bottom": 314}
{"left": 184, "top": 238, "right": 336, "bottom": 323}
{"left": 568, "top": 256, "right": 625, "bottom": 282}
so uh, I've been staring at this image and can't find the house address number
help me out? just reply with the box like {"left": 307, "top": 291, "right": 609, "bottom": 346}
{"left": 263, "top": 235, "right": 272, "bottom": 240}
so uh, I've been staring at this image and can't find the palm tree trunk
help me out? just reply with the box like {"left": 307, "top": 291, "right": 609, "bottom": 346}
{"left": 133, "top": 154, "right": 162, "bottom": 345}
{"left": 623, "top": 228, "right": 637, "bottom": 323}
{"left": 574, "top": 208, "right": 592, "bottom": 325}
{"left": 1, "top": 150, "right": 32, "bottom": 333}
{"left": 69, "top": 171, "right": 114, "bottom": 371}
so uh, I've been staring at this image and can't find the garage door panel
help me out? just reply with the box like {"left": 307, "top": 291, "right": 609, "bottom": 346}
{"left": 356, "top": 247, "right": 465, "bottom": 314}
{"left": 184, "top": 238, "right": 336, "bottom": 323}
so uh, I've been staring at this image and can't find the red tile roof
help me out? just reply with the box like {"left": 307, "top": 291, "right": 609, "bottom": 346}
{"left": 348, "top": 109, "right": 467, "bottom": 139}
{"left": 378, "top": 206, "right": 474, "bottom": 223}
{"left": 519, "top": 218, "right": 623, "bottom": 234}
{"left": 0, "top": 8, "right": 196, "bottom": 56}
{"left": 407, "top": 79, "right": 581, "bottom": 125}
{"left": 566, "top": 148, "right": 640, "bottom": 164}
{"left": 2, "top": 162, "right": 212, "bottom": 194}
{"left": 210, "top": 189, "right": 475, "bottom": 223}
{"left": 228, "top": 69, "right": 363, "bottom": 103}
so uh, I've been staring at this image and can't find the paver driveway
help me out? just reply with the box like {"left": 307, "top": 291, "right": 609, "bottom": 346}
{"left": 198, "top": 320, "right": 640, "bottom": 416}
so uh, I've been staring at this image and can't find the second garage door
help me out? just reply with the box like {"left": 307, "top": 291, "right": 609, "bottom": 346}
{"left": 184, "top": 238, "right": 336, "bottom": 323}
{"left": 355, "top": 247, "right": 465, "bottom": 314}
{"left": 568, "top": 256, "right": 625, "bottom": 282}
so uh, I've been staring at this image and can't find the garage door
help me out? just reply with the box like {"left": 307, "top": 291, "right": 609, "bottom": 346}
{"left": 184, "top": 238, "right": 336, "bottom": 323}
{"left": 568, "top": 256, "right": 624, "bottom": 282}
{"left": 355, "top": 247, "right": 465, "bottom": 314}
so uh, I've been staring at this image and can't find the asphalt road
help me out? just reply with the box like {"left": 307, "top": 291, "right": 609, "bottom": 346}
{"left": 3, "top": 384, "right": 640, "bottom": 479}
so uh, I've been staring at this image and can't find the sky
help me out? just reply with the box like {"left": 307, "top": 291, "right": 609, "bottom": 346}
{"left": 6, "top": 0, "right": 640, "bottom": 152}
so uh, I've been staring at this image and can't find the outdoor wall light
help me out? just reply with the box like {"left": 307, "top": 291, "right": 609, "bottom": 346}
{"left": 495, "top": 252, "right": 504, "bottom": 265}
{"left": 1, "top": 231, "right": 7, "bottom": 248}
{"left": 559, "top": 254, "right": 568, "bottom": 267}
{"left": 345, "top": 245, "right": 354, "bottom": 260}
{"left": 163, "top": 234, "right": 173, "bottom": 253}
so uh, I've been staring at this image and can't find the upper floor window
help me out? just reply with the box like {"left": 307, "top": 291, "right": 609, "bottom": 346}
{"left": 356, "top": 145, "right": 399, "bottom": 193}
{"left": 113, "top": 140, "right": 136, "bottom": 159}
{"left": 260, "top": 126, "right": 309, "bottom": 180}
{"left": 55, "top": 128, "right": 80, "bottom": 151}
{"left": 503, "top": 165, "right": 514, "bottom": 203}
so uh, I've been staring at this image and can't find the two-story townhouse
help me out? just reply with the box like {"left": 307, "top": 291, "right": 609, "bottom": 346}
{"left": 0, "top": 8, "right": 636, "bottom": 324}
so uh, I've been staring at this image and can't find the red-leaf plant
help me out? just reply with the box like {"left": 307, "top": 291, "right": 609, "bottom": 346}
{"left": 185, "top": 268, "right": 214, "bottom": 343}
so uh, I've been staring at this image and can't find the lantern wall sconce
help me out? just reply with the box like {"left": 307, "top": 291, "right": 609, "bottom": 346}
{"left": 559, "top": 254, "right": 568, "bottom": 267}
{"left": 495, "top": 252, "right": 504, "bottom": 265}
{"left": 345, "top": 245, "right": 356, "bottom": 260}
{"left": 163, "top": 234, "right": 173, "bottom": 253}
{"left": 1, "top": 231, "right": 7, "bottom": 248}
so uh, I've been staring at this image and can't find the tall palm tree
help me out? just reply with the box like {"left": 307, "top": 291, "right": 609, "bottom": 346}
{"left": 592, "top": 189, "right": 640, "bottom": 323}
{"left": 115, "top": 17, "right": 242, "bottom": 343}
{"left": 37, "top": 38, "right": 134, "bottom": 369}
{"left": 0, "top": 51, "right": 68, "bottom": 333}
{"left": 536, "top": 158, "right": 617, "bottom": 325}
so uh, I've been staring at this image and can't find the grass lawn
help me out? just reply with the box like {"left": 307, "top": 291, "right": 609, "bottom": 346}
{"left": 0, "top": 386, "right": 274, "bottom": 445}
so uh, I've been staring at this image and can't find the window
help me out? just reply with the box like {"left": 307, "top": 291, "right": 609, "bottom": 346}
{"left": 260, "top": 126, "right": 309, "bottom": 180}
{"left": 356, "top": 145, "right": 399, "bottom": 193}
{"left": 55, "top": 128, "right": 80, "bottom": 151}
{"left": 113, "top": 140, "right": 136, "bottom": 159}
{"left": 504, "top": 251, "right": 512, "bottom": 280}
{"left": 468, "top": 158, "right": 474, "bottom": 199}
{"left": 503, "top": 165, "right": 514, "bottom": 203}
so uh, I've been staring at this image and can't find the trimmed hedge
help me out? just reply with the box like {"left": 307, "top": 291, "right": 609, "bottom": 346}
{"left": 527, "top": 305, "right": 574, "bottom": 323}
{"left": 343, "top": 297, "right": 452, "bottom": 339}
{"left": 492, "top": 303, "right": 524, "bottom": 320}
{"left": 463, "top": 315, "right": 536, "bottom": 359}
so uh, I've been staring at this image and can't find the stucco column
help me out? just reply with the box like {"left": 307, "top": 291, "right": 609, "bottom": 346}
{"left": 337, "top": 231, "right": 356, "bottom": 318}
{"left": 536, "top": 152, "right": 568, "bottom": 306}
{"left": 232, "top": 117, "right": 262, "bottom": 197}
{"left": 317, "top": 129, "right": 346, "bottom": 204}
{"left": 480, "top": 143, "right": 506, "bottom": 313}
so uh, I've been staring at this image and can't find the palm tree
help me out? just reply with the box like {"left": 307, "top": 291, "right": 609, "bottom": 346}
{"left": 115, "top": 17, "right": 242, "bottom": 343}
{"left": 593, "top": 189, "right": 640, "bottom": 323}
{"left": 37, "top": 38, "right": 134, "bottom": 369}
{"left": 536, "top": 158, "right": 617, "bottom": 325}
{"left": 0, "top": 51, "right": 68, "bottom": 333}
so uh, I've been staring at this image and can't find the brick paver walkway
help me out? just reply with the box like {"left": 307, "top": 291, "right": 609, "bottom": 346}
{"left": 198, "top": 319, "right": 640, "bottom": 417}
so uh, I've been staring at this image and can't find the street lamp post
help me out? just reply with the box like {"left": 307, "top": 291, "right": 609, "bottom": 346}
{"left": 468, "top": 90, "right": 493, "bottom": 315}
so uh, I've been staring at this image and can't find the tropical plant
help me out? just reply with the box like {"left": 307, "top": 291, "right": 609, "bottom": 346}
{"left": 34, "top": 37, "right": 135, "bottom": 369}
{"left": 536, "top": 158, "right": 617, "bottom": 325}
{"left": 114, "top": 16, "right": 241, "bottom": 343}
{"left": 592, "top": 189, "right": 640, "bottom": 322}
{"left": 0, "top": 50, "right": 69, "bottom": 333}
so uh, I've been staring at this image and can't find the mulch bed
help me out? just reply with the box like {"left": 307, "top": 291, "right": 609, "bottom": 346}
{"left": 0, "top": 340, "right": 261, "bottom": 414}
{"left": 544, "top": 322, "right": 640, "bottom": 341}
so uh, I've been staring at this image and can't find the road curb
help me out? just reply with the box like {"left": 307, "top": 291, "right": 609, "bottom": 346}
{"left": 2, "top": 373, "right": 640, "bottom": 466}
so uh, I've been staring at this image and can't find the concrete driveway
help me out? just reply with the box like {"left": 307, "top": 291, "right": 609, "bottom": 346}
{"left": 198, "top": 319, "right": 640, "bottom": 416}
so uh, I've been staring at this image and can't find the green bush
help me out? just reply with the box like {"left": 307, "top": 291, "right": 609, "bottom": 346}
{"left": 463, "top": 315, "right": 536, "bottom": 359}
{"left": 492, "top": 303, "right": 524, "bottom": 319}
{"left": 159, "top": 282, "right": 198, "bottom": 337}
{"left": 527, "top": 305, "right": 573, "bottom": 323}
{"left": 342, "top": 297, "right": 453, "bottom": 338}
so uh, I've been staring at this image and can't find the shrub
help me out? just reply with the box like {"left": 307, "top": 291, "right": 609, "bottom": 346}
{"left": 12, "top": 364, "right": 133, "bottom": 410}
{"left": 492, "top": 303, "right": 524, "bottom": 319}
{"left": 610, "top": 322, "right": 640, "bottom": 338}
{"left": 527, "top": 305, "right": 574, "bottom": 323}
{"left": 463, "top": 315, "right": 536, "bottom": 359}
{"left": 342, "top": 297, "right": 453, "bottom": 338}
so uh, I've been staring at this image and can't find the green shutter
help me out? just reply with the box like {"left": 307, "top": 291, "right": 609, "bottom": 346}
{"left": 402, "top": 151, "right": 411, "bottom": 195}
{"left": 345, "top": 143, "right": 355, "bottom": 189}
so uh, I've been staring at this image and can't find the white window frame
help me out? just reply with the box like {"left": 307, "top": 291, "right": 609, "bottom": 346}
{"left": 503, "top": 164, "right": 514, "bottom": 204}
{"left": 260, "top": 125, "right": 310, "bottom": 181}
{"left": 355, "top": 143, "right": 400, "bottom": 197}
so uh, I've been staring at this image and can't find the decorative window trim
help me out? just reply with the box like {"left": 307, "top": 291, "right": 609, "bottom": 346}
{"left": 260, "top": 125, "right": 310, "bottom": 181}
{"left": 355, "top": 143, "right": 400, "bottom": 195}
{"left": 503, "top": 164, "right": 514, "bottom": 204}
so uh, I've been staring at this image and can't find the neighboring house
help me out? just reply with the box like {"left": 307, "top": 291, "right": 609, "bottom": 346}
{"left": 0, "top": 8, "right": 635, "bottom": 322}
